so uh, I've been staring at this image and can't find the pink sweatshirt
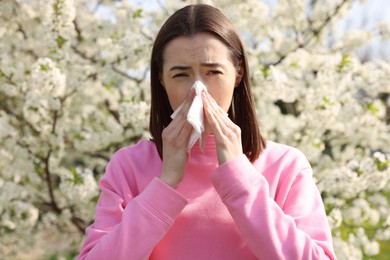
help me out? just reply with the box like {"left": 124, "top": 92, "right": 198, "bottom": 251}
{"left": 78, "top": 136, "right": 336, "bottom": 259}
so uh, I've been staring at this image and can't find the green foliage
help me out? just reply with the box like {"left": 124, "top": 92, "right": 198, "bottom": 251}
{"left": 337, "top": 54, "right": 351, "bottom": 72}
{"left": 133, "top": 8, "right": 143, "bottom": 18}
{"left": 56, "top": 36, "right": 68, "bottom": 48}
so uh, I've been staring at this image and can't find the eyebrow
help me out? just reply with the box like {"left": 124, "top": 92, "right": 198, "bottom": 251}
{"left": 169, "top": 62, "right": 225, "bottom": 71}
{"left": 169, "top": 65, "right": 191, "bottom": 71}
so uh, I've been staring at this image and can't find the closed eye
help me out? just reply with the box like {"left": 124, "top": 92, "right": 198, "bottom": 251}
{"left": 172, "top": 73, "right": 189, "bottom": 78}
{"left": 207, "top": 70, "right": 223, "bottom": 75}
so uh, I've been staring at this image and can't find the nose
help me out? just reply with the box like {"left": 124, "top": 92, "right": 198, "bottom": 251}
{"left": 193, "top": 74, "right": 203, "bottom": 84}
{"left": 192, "top": 73, "right": 207, "bottom": 88}
{"left": 191, "top": 80, "right": 207, "bottom": 96}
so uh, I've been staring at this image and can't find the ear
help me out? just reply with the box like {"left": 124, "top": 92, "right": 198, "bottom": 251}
{"left": 235, "top": 61, "right": 244, "bottom": 87}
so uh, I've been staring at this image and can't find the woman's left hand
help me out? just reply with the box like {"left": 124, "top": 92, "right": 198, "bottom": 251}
{"left": 201, "top": 90, "right": 243, "bottom": 165}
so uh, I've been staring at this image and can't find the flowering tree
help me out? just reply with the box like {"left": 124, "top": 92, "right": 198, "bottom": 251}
{"left": 0, "top": 0, "right": 389, "bottom": 258}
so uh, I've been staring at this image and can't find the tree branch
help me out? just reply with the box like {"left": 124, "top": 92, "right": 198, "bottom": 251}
{"left": 72, "top": 19, "right": 149, "bottom": 85}
{"left": 40, "top": 104, "right": 89, "bottom": 233}
{"left": 104, "top": 99, "right": 121, "bottom": 124}
{"left": 43, "top": 149, "right": 61, "bottom": 213}
{"left": 73, "top": 19, "right": 84, "bottom": 43}
{"left": 0, "top": 69, "right": 17, "bottom": 86}
{"left": 85, "top": 151, "right": 111, "bottom": 162}
{"left": 71, "top": 216, "right": 87, "bottom": 233}
{"left": 71, "top": 46, "right": 99, "bottom": 64}
{"left": 111, "top": 65, "right": 147, "bottom": 84}
{"left": 268, "top": 0, "right": 350, "bottom": 67}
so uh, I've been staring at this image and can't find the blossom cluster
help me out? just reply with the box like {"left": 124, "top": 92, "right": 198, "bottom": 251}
{"left": 0, "top": 0, "right": 389, "bottom": 258}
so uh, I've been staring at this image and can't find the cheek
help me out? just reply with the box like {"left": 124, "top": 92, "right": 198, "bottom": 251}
{"left": 206, "top": 82, "right": 235, "bottom": 111}
{"left": 165, "top": 86, "right": 190, "bottom": 111}
{"left": 207, "top": 90, "right": 233, "bottom": 112}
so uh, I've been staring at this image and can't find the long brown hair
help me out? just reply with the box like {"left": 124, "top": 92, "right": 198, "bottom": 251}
{"left": 149, "top": 4, "right": 266, "bottom": 162}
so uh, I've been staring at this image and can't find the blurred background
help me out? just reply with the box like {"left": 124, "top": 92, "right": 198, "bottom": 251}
{"left": 0, "top": 0, "right": 389, "bottom": 259}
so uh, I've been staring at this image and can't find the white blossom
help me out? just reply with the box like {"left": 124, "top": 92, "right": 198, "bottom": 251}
{"left": 119, "top": 100, "right": 149, "bottom": 128}
{"left": 333, "top": 236, "right": 363, "bottom": 260}
{"left": 1, "top": 0, "right": 390, "bottom": 258}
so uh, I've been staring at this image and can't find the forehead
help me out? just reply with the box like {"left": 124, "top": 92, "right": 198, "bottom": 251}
{"left": 162, "top": 33, "right": 232, "bottom": 66}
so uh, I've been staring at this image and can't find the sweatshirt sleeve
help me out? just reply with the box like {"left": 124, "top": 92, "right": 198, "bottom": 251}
{"left": 210, "top": 154, "right": 336, "bottom": 260}
{"left": 78, "top": 153, "right": 188, "bottom": 260}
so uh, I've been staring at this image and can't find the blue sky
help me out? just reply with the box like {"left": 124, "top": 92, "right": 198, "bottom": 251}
{"left": 340, "top": 0, "right": 390, "bottom": 60}
{"left": 95, "top": 0, "right": 390, "bottom": 60}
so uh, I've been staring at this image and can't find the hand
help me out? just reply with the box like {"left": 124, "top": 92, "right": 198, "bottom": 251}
{"left": 201, "top": 90, "right": 243, "bottom": 165}
{"left": 160, "top": 89, "right": 195, "bottom": 189}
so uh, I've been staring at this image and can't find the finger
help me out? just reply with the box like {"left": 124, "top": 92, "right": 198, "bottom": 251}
{"left": 205, "top": 91, "right": 228, "bottom": 117}
{"left": 164, "top": 90, "right": 196, "bottom": 143}
{"left": 165, "top": 88, "right": 196, "bottom": 140}
{"left": 202, "top": 91, "right": 237, "bottom": 138}
{"left": 200, "top": 124, "right": 209, "bottom": 153}
{"left": 162, "top": 120, "right": 193, "bottom": 152}
{"left": 178, "top": 88, "right": 196, "bottom": 117}
{"left": 171, "top": 88, "right": 196, "bottom": 119}
{"left": 202, "top": 91, "right": 224, "bottom": 133}
{"left": 202, "top": 91, "right": 228, "bottom": 121}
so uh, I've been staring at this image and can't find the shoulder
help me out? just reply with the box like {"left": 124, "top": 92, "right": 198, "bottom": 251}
{"left": 255, "top": 140, "right": 311, "bottom": 172}
{"left": 104, "top": 139, "right": 160, "bottom": 178}
{"left": 109, "top": 139, "right": 159, "bottom": 164}
{"left": 253, "top": 141, "right": 314, "bottom": 200}
{"left": 264, "top": 141, "right": 307, "bottom": 159}
{"left": 100, "top": 139, "right": 160, "bottom": 193}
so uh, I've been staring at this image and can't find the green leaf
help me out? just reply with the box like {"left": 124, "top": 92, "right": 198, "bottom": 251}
{"left": 90, "top": 195, "right": 99, "bottom": 203}
{"left": 21, "top": 175, "right": 30, "bottom": 184}
{"left": 53, "top": 3, "right": 58, "bottom": 15}
{"left": 367, "top": 102, "right": 379, "bottom": 114}
{"left": 21, "top": 211, "right": 30, "bottom": 220}
{"left": 70, "top": 167, "right": 84, "bottom": 185}
{"left": 337, "top": 54, "right": 350, "bottom": 72}
{"left": 77, "top": 34, "right": 84, "bottom": 42}
{"left": 133, "top": 8, "right": 143, "bottom": 18}
{"left": 375, "top": 159, "right": 389, "bottom": 171}
{"left": 112, "top": 33, "right": 120, "bottom": 41}
{"left": 53, "top": 0, "right": 64, "bottom": 16}
{"left": 314, "top": 141, "right": 323, "bottom": 149}
{"left": 290, "top": 61, "right": 298, "bottom": 68}
{"left": 104, "top": 79, "right": 117, "bottom": 90}
{"left": 74, "top": 133, "right": 84, "bottom": 141}
{"left": 28, "top": 106, "right": 39, "bottom": 112}
{"left": 10, "top": 207, "right": 16, "bottom": 218}
{"left": 323, "top": 96, "right": 333, "bottom": 105}
{"left": 56, "top": 35, "right": 68, "bottom": 48}
{"left": 259, "top": 65, "right": 269, "bottom": 79}
{"left": 34, "top": 162, "right": 46, "bottom": 176}
{"left": 40, "top": 64, "right": 51, "bottom": 72}
{"left": 0, "top": 225, "right": 14, "bottom": 234}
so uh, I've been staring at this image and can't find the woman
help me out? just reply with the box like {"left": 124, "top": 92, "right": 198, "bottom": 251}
{"left": 78, "top": 4, "right": 336, "bottom": 259}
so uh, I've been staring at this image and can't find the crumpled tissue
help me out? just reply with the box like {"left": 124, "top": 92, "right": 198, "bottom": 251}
{"left": 171, "top": 81, "right": 206, "bottom": 150}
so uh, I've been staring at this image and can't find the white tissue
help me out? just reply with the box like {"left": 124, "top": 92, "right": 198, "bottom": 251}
{"left": 171, "top": 81, "right": 206, "bottom": 150}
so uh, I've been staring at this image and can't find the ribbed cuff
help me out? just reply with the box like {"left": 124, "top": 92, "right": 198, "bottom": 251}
{"left": 136, "top": 177, "right": 188, "bottom": 226}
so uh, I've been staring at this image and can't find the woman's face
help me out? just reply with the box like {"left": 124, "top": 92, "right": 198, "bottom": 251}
{"left": 160, "top": 32, "right": 242, "bottom": 112}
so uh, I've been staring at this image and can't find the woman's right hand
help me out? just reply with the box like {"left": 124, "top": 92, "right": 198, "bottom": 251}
{"left": 160, "top": 89, "right": 195, "bottom": 189}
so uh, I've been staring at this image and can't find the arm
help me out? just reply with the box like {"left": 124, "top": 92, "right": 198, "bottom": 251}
{"left": 79, "top": 88, "right": 196, "bottom": 259}
{"left": 78, "top": 156, "right": 187, "bottom": 260}
{"left": 210, "top": 154, "right": 336, "bottom": 260}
